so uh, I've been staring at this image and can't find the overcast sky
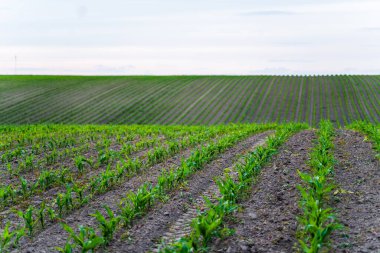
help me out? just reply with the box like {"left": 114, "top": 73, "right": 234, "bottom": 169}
{"left": 0, "top": 0, "right": 380, "bottom": 75}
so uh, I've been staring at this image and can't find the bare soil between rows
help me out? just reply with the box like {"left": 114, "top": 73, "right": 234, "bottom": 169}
{"left": 211, "top": 130, "right": 316, "bottom": 253}
{"left": 330, "top": 130, "right": 380, "bottom": 252}
{"left": 106, "top": 132, "right": 272, "bottom": 252}
{"left": 16, "top": 131, "right": 271, "bottom": 253}
{"left": 15, "top": 139, "right": 202, "bottom": 252}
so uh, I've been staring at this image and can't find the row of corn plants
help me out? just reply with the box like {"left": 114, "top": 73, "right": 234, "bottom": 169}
{"left": 347, "top": 121, "right": 379, "bottom": 159}
{"left": 0, "top": 133, "right": 169, "bottom": 208}
{"left": 0, "top": 124, "right": 206, "bottom": 170}
{"left": 296, "top": 120, "right": 342, "bottom": 252}
{"left": 158, "top": 123, "right": 307, "bottom": 252}
{"left": 0, "top": 124, "right": 214, "bottom": 199}
{"left": 0, "top": 126, "right": 236, "bottom": 252}
{"left": 0, "top": 125, "right": 189, "bottom": 178}
{"left": 56, "top": 124, "right": 276, "bottom": 252}
{"left": 0, "top": 129, "right": 194, "bottom": 208}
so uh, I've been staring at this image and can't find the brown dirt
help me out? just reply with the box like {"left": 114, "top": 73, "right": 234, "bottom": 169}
{"left": 14, "top": 139, "right": 206, "bottom": 252}
{"left": 0, "top": 138, "right": 164, "bottom": 228}
{"left": 211, "top": 130, "right": 316, "bottom": 253}
{"left": 15, "top": 131, "right": 269, "bottom": 253}
{"left": 330, "top": 130, "right": 380, "bottom": 252}
{"left": 107, "top": 132, "right": 272, "bottom": 253}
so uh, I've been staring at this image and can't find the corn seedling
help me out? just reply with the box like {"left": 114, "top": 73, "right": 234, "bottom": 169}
{"left": 55, "top": 241, "right": 74, "bottom": 253}
{"left": 37, "top": 201, "right": 46, "bottom": 228}
{"left": 0, "top": 223, "right": 16, "bottom": 253}
{"left": 18, "top": 206, "right": 37, "bottom": 236}
{"left": 91, "top": 205, "right": 120, "bottom": 245}
{"left": 74, "top": 156, "right": 92, "bottom": 174}
{"left": 61, "top": 224, "right": 104, "bottom": 253}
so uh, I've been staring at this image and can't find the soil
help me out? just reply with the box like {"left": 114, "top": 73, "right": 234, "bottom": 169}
{"left": 16, "top": 131, "right": 271, "bottom": 253}
{"left": 14, "top": 137, "right": 207, "bottom": 252}
{"left": 0, "top": 137, "right": 164, "bottom": 229}
{"left": 211, "top": 130, "right": 316, "bottom": 253}
{"left": 107, "top": 131, "right": 271, "bottom": 253}
{"left": 330, "top": 130, "right": 380, "bottom": 252}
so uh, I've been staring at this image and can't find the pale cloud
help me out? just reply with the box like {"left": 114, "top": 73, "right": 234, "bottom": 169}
{"left": 0, "top": 0, "right": 379, "bottom": 75}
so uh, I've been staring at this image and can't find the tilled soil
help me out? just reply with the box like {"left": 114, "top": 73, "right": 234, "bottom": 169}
{"left": 211, "top": 130, "right": 316, "bottom": 253}
{"left": 0, "top": 142, "right": 164, "bottom": 230}
{"left": 16, "top": 131, "right": 271, "bottom": 253}
{"left": 107, "top": 132, "right": 272, "bottom": 253}
{"left": 15, "top": 139, "right": 205, "bottom": 252}
{"left": 330, "top": 130, "right": 380, "bottom": 252}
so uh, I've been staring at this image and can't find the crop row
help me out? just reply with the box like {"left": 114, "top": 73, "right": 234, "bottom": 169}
{"left": 296, "top": 120, "right": 341, "bottom": 252}
{"left": 0, "top": 124, "right": 258, "bottom": 252}
{"left": 3, "top": 124, "right": 228, "bottom": 211}
{"left": 158, "top": 123, "right": 307, "bottom": 252}
{"left": 0, "top": 75, "right": 378, "bottom": 125}
{"left": 53, "top": 124, "right": 275, "bottom": 252}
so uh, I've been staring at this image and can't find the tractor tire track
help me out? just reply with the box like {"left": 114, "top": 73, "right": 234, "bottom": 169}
{"left": 13, "top": 135, "right": 225, "bottom": 253}
{"left": 211, "top": 130, "right": 315, "bottom": 253}
{"left": 107, "top": 132, "right": 272, "bottom": 253}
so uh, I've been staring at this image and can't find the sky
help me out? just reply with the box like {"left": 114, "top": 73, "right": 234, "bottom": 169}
{"left": 0, "top": 0, "right": 380, "bottom": 75}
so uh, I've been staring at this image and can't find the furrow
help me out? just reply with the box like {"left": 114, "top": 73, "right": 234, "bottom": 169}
{"left": 211, "top": 130, "right": 316, "bottom": 253}
{"left": 106, "top": 132, "right": 272, "bottom": 253}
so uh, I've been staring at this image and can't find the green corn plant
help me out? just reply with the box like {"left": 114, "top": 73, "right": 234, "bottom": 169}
{"left": 6, "top": 162, "right": 15, "bottom": 176}
{"left": 59, "top": 168, "right": 72, "bottom": 185}
{"left": 121, "top": 143, "right": 134, "bottom": 155}
{"left": 37, "top": 201, "right": 46, "bottom": 228}
{"left": 73, "top": 183, "right": 88, "bottom": 206}
{"left": 121, "top": 158, "right": 142, "bottom": 175}
{"left": 74, "top": 156, "right": 92, "bottom": 174}
{"left": 47, "top": 206, "right": 58, "bottom": 222}
{"left": 204, "top": 198, "right": 237, "bottom": 219}
{"left": 115, "top": 162, "right": 125, "bottom": 180}
{"left": 19, "top": 177, "right": 29, "bottom": 197}
{"left": 118, "top": 200, "right": 135, "bottom": 227}
{"left": 190, "top": 207, "right": 223, "bottom": 248}
{"left": 91, "top": 205, "right": 121, "bottom": 245}
{"left": 298, "top": 171, "right": 335, "bottom": 202}
{"left": 127, "top": 183, "right": 154, "bottom": 216}
{"left": 25, "top": 154, "right": 34, "bottom": 170}
{"left": 18, "top": 206, "right": 37, "bottom": 236}
{"left": 98, "top": 167, "right": 117, "bottom": 193}
{"left": 55, "top": 241, "right": 74, "bottom": 253}
{"left": 89, "top": 177, "right": 101, "bottom": 195}
{"left": 119, "top": 183, "right": 154, "bottom": 226}
{"left": 61, "top": 224, "right": 104, "bottom": 253}
{"left": 97, "top": 150, "right": 111, "bottom": 165}
{"left": 46, "top": 148, "right": 58, "bottom": 165}
{"left": 296, "top": 120, "right": 342, "bottom": 252}
{"left": 103, "top": 139, "right": 111, "bottom": 149}
{"left": 158, "top": 237, "right": 196, "bottom": 253}
{"left": 168, "top": 141, "right": 180, "bottom": 154}
{"left": 216, "top": 173, "right": 242, "bottom": 203}
{"left": 0, "top": 222, "right": 16, "bottom": 253}
{"left": 13, "top": 228, "right": 25, "bottom": 248}
{"left": 64, "top": 184, "right": 74, "bottom": 210}
{"left": 17, "top": 161, "right": 26, "bottom": 173}
{"left": 56, "top": 193, "right": 65, "bottom": 218}
{"left": 38, "top": 170, "right": 57, "bottom": 190}
{"left": 0, "top": 185, "right": 15, "bottom": 204}
{"left": 157, "top": 169, "right": 177, "bottom": 193}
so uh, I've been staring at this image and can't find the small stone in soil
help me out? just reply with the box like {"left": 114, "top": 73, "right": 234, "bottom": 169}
{"left": 248, "top": 212, "right": 257, "bottom": 219}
